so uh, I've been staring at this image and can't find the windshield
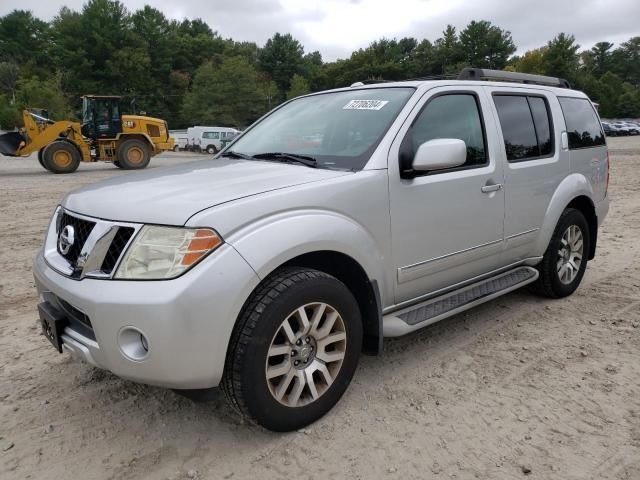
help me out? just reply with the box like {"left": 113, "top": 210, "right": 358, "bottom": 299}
{"left": 228, "top": 87, "right": 414, "bottom": 170}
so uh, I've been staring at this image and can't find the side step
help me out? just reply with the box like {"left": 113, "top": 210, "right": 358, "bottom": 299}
{"left": 383, "top": 266, "right": 538, "bottom": 337}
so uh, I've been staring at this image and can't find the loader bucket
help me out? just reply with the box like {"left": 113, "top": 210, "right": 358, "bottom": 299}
{"left": 0, "top": 131, "right": 26, "bottom": 157}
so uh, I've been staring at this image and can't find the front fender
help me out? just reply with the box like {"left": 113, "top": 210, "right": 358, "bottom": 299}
{"left": 535, "top": 173, "right": 595, "bottom": 255}
{"left": 226, "top": 210, "right": 387, "bottom": 298}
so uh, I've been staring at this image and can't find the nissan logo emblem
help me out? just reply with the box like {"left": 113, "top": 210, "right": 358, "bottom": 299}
{"left": 58, "top": 225, "right": 75, "bottom": 255}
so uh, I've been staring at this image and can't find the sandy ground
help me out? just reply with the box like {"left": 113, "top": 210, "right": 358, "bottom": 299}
{"left": 1, "top": 139, "right": 639, "bottom": 480}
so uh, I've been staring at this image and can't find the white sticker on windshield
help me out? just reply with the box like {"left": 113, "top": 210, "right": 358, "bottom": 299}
{"left": 343, "top": 99, "right": 389, "bottom": 111}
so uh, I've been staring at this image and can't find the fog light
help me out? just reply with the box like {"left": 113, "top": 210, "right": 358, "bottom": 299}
{"left": 118, "top": 327, "right": 149, "bottom": 361}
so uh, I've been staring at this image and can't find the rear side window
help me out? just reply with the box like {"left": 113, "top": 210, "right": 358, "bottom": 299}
{"left": 409, "top": 93, "right": 487, "bottom": 168}
{"left": 558, "top": 97, "right": 605, "bottom": 149}
{"left": 493, "top": 95, "right": 554, "bottom": 161}
{"left": 529, "top": 97, "right": 553, "bottom": 156}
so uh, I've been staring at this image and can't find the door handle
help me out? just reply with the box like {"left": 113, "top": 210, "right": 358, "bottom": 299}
{"left": 481, "top": 183, "right": 503, "bottom": 193}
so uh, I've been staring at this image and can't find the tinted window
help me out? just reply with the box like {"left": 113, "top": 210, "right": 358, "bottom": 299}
{"left": 558, "top": 97, "right": 605, "bottom": 149}
{"left": 528, "top": 97, "right": 553, "bottom": 156}
{"left": 493, "top": 95, "right": 539, "bottom": 161}
{"left": 409, "top": 94, "right": 486, "bottom": 169}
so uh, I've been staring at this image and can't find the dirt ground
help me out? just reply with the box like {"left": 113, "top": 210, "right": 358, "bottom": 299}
{"left": 1, "top": 138, "right": 639, "bottom": 480}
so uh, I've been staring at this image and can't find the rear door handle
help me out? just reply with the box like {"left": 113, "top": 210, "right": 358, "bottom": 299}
{"left": 481, "top": 183, "right": 503, "bottom": 193}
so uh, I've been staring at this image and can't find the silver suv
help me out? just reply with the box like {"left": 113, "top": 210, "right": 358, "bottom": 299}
{"left": 34, "top": 69, "right": 609, "bottom": 431}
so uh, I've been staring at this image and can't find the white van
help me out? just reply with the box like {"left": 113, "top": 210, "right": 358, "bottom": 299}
{"left": 169, "top": 130, "right": 189, "bottom": 151}
{"left": 187, "top": 126, "right": 240, "bottom": 154}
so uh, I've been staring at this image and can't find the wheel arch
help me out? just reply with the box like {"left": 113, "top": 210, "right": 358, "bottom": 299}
{"left": 116, "top": 133, "right": 153, "bottom": 148}
{"left": 565, "top": 195, "right": 597, "bottom": 260}
{"left": 537, "top": 174, "right": 599, "bottom": 260}
{"left": 279, "top": 250, "right": 383, "bottom": 355}
{"left": 222, "top": 212, "right": 388, "bottom": 355}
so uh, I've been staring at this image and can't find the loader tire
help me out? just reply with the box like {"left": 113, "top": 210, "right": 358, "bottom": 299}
{"left": 117, "top": 139, "right": 150, "bottom": 169}
{"left": 37, "top": 148, "right": 49, "bottom": 170}
{"left": 43, "top": 141, "right": 80, "bottom": 174}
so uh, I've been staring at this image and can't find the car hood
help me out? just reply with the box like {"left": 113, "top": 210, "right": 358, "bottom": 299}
{"left": 62, "top": 159, "right": 351, "bottom": 225}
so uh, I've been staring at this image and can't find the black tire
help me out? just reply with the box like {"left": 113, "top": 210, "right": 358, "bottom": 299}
{"left": 116, "top": 138, "right": 150, "bottom": 169}
{"left": 533, "top": 208, "right": 590, "bottom": 298}
{"left": 113, "top": 160, "right": 124, "bottom": 169}
{"left": 206, "top": 144, "right": 218, "bottom": 155}
{"left": 42, "top": 141, "right": 81, "bottom": 174}
{"left": 222, "top": 267, "right": 362, "bottom": 431}
{"left": 37, "top": 148, "right": 48, "bottom": 170}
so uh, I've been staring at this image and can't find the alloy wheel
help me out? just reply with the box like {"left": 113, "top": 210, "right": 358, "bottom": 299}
{"left": 265, "top": 302, "right": 347, "bottom": 407}
{"left": 557, "top": 225, "right": 584, "bottom": 284}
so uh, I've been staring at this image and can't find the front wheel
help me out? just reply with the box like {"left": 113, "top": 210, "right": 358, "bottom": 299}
{"left": 222, "top": 268, "right": 362, "bottom": 431}
{"left": 206, "top": 145, "right": 218, "bottom": 155}
{"left": 42, "top": 141, "right": 81, "bottom": 174}
{"left": 533, "top": 208, "right": 590, "bottom": 298}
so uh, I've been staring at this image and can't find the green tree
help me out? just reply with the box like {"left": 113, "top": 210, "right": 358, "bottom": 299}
{"left": 0, "top": 10, "right": 51, "bottom": 72}
{"left": 15, "top": 75, "right": 71, "bottom": 119}
{"left": 509, "top": 48, "right": 547, "bottom": 74}
{"left": 258, "top": 33, "right": 304, "bottom": 97}
{"left": 458, "top": 20, "right": 516, "bottom": 69}
{"left": 614, "top": 37, "right": 640, "bottom": 87}
{"left": 432, "top": 25, "right": 463, "bottom": 74}
{"left": 287, "top": 74, "right": 310, "bottom": 99}
{"left": 542, "top": 33, "right": 580, "bottom": 83}
{"left": 0, "top": 62, "right": 19, "bottom": 104}
{"left": 182, "top": 57, "right": 262, "bottom": 127}
{"left": 583, "top": 42, "right": 613, "bottom": 76}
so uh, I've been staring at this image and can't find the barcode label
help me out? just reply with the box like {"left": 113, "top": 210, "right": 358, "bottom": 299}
{"left": 343, "top": 100, "right": 389, "bottom": 111}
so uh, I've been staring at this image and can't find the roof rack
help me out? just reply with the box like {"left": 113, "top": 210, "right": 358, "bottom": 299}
{"left": 350, "top": 80, "right": 392, "bottom": 87}
{"left": 457, "top": 68, "right": 571, "bottom": 89}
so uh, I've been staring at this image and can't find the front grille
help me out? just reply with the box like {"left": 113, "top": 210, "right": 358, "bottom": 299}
{"left": 100, "top": 227, "right": 134, "bottom": 273}
{"left": 57, "top": 212, "right": 96, "bottom": 265}
{"left": 48, "top": 208, "right": 139, "bottom": 279}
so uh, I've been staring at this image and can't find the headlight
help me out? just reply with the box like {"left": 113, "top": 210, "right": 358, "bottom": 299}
{"left": 114, "top": 226, "right": 222, "bottom": 280}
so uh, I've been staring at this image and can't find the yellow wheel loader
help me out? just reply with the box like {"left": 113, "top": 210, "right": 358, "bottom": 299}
{"left": 0, "top": 95, "right": 174, "bottom": 173}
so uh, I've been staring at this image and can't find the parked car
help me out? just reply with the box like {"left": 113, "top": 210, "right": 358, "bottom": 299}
{"left": 187, "top": 126, "right": 241, "bottom": 154}
{"left": 620, "top": 122, "right": 640, "bottom": 135}
{"left": 602, "top": 122, "right": 622, "bottom": 136}
{"left": 34, "top": 68, "right": 609, "bottom": 431}
{"left": 612, "top": 122, "right": 639, "bottom": 135}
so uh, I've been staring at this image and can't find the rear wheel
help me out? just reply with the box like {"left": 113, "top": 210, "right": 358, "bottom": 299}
{"left": 533, "top": 208, "right": 590, "bottom": 298}
{"left": 116, "top": 139, "right": 150, "bottom": 169}
{"left": 42, "top": 141, "right": 80, "bottom": 174}
{"left": 222, "top": 267, "right": 362, "bottom": 431}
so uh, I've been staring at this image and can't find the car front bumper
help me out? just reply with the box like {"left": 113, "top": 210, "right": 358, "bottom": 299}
{"left": 33, "top": 244, "right": 260, "bottom": 389}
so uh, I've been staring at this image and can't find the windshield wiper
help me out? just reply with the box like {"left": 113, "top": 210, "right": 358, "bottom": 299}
{"left": 252, "top": 152, "right": 318, "bottom": 168}
{"left": 220, "top": 150, "right": 254, "bottom": 160}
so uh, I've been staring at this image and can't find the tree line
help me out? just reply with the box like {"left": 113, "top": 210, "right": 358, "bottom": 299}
{"left": 0, "top": 0, "right": 639, "bottom": 130}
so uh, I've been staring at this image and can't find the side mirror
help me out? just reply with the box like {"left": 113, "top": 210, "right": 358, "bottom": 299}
{"left": 412, "top": 138, "right": 467, "bottom": 172}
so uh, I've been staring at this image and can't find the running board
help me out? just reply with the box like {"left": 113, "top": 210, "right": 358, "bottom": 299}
{"left": 383, "top": 266, "right": 538, "bottom": 337}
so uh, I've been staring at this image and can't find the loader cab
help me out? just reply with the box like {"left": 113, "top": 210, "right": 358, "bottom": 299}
{"left": 81, "top": 95, "right": 122, "bottom": 140}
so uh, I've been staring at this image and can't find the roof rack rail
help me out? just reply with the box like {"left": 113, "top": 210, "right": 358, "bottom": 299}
{"left": 350, "top": 79, "right": 391, "bottom": 87}
{"left": 457, "top": 68, "right": 571, "bottom": 89}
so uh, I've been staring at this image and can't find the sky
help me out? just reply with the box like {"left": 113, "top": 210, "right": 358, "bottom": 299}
{"left": 1, "top": 0, "right": 639, "bottom": 61}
